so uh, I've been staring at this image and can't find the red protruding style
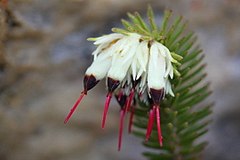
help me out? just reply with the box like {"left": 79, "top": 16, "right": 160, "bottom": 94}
{"left": 125, "top": 88, "right": 134, "bottom": 113}
{"left": 145, "top": 108, "right": 155, "bottom": 141}
{"left": 64, "top": 75, "right": 99, "bottom": 124}
{"left": 102, "top": 77, "right": 120, "bottom": 128}
{"left": 118, "top": 109, "right": 125, "bottom": 151}
{"left": 148, "top": 88, "right": 164, "bottom": 146}
{"left": 128, "top": 105, "right": 135, "bottom": 133}
{"left": 155, "top": 106, "right": 163, "bottom": 147}
{"left": 102, "top": 93, "right": 112, "bottom": 129}
{"left": 64, "top": 92, "right": 85, "bottom": 124}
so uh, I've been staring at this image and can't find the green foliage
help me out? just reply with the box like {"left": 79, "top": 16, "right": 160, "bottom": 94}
{"left": 121, "top": 6, "right": 213, "bottom": 160}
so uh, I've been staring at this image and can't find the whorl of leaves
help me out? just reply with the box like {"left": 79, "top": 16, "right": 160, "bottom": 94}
{"left": 118, "top": 6, "right": 213, "bottom": 160}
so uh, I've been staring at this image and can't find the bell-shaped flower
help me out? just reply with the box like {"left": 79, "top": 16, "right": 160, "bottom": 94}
{"left": 64, "top": 32, "right": 177, "bottom": 150}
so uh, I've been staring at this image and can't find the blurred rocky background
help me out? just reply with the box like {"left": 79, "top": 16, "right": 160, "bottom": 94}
{"left": 0, "top": 0, "right": 239, "bottom": 160}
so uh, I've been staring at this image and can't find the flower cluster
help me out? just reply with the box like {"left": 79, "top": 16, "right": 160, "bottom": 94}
{"left": 64, "top": 32, "right": 177, "bottom": 150}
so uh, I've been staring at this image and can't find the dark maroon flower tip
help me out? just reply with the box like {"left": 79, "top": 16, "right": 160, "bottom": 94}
{"left": 115, "top": 93, "right": 127, "bottom": 109}
{"left": 83, "top": 75, "right": 100, "bottom": 93}
{"left": 107, "top": 77, "right": 120, "bottom": 93}
{"left": 149, "top": 88, "right": 164, "bottom": 105}
{"left": 64, "top": 75, "right": 100, "bottom": 124}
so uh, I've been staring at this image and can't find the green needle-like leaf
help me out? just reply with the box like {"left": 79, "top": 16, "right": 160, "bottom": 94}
{"left": 147, "top": 5, "right": 158, "bottom": 31}
{"left": 119, "top": 7, "right": 214, "bottom": 160}
{"left": 160, "top": 10, "right": 172, "bottom": 36}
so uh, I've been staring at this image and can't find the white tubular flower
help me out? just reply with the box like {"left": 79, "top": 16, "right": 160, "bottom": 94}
{"left": 148, "top": 42, "right": 166, "bottom": 90}
{"left": 65, "top": 32, "right": 178, "bottom": 150}
{"left": 62, "top": 6, "right": 191, "bottom": 151}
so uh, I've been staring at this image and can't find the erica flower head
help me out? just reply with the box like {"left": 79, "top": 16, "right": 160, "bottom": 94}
{"left": 64, "top": 7, "right": 183, "bottom": 151}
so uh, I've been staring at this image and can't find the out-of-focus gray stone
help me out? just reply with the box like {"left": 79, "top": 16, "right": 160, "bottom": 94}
{"left": 0, "top": 0, "right": 240, "bottom": 160}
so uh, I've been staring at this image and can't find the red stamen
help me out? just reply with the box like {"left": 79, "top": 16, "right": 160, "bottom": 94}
{"left": 145, "top": 108, "right": 155, "bottom": 141}
{"left": 128, "top": 106, "right": 135, "bottom": 133}
{"left": 155, "top": 105, "right": 163, "bottom": 146}
{"left": 149, "top": 108, "right": 155, "bottom": 137}
{"left": 64, "top": 92, "right": 85, "bottom": 124}
{"left": 118, "top": 109, "right": 125, "bottom": 151}
{"left": 102, "top": 93, "right": 112, "bottom": 129}
{"left": 125, "top": 89, "right": 134, "bottom": 113}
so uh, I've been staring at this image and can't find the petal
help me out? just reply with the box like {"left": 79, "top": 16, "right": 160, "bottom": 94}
{"left": 137, "top": 42, "right": 148, "bottom": 71}
{"left": 111, "top": 38, "right": 131, "bottom": 64}
{"left": 148, "top": 42, "right": 166, "bottom": 90}
{"left": 164, "top": 47, "right": 174, "bottom": 62}
{"left": 86, "top": 52, "right": 112, "bottom": 80}
{"left": 108, "top": 36, "right": 139, "bottom": 82}
{"left": 122, "top": 41, "right": 139, "bottom": 64}
{"left": 108, "top": 57, "right": 133, "bottom": 82}
{"left": 136, "top": 67, "right": 144, "bottom": 80}
{"left": 163, "top": 47, "right": 174, "bottom": 78}
{"left": 164, "top": 57, "right": 172, "bottom": 78}
{"left": 92, "top": 43, "right": 107, "bottom": 56}
{"left": 156, "top": 42, "right": 166, "bottom": 57}
{"left": 94, "top": 33, "right": 124, "bottom": 45}
{"left": 139, "top": 71, "right": 147, "bottom": 92}
{"left": 132, "top": 40, "right": 149, "bottom": 80}
{"left": 165, "top": 79, "right": 174, "bottom": 97}
{"left": 139, "top": 89, "right": 149, "bottom": 103}
{"left": 169, "top": 67, "right": 174, "bottom": 79}
{"left": 141, "top": 41, "right": 149, "bottom": 62}
{"left": 131, "top": 53, "right": 138, "bottom": 80}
